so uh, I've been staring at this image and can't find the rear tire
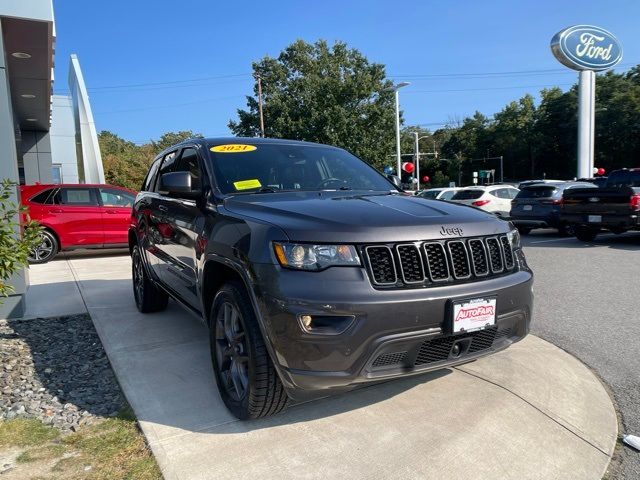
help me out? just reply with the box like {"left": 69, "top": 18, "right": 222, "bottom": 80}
{"left": 28, "top": 230, "right": 59, "bottom": 264}
{"left": 210, "top": 281, "right": 288, "bottom": 419}
{"left": 574, "top": 226, "right": 599, "bottom": 242}
{"left": 132, "top": 245, "right": 168, "bottom": 313}
{"left": 557, "top": 222, "right": 574, "bottom": 237}
{"left": 517, "top": 226, "right": 532, "bottom": 235}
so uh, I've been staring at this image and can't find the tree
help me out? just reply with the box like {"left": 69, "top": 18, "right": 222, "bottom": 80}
{"left": 151, "top": 131, "right": 203, "bottom": 153}
{"left": 229, "top": 39, "right": 397, "bottom": 169}
{"left": 99, "top": 130, "right": 203, "bottom": 191}
{"left": 0, "top": 180, "right": 42, "bottom": 301}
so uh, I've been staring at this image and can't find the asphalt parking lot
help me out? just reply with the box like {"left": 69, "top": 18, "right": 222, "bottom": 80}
{"left": 522, "top": 230, "right": 640, "bottom": 479}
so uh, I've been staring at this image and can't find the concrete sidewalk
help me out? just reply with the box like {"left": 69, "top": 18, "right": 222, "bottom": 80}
{"left": 22, "top": 253, "right": 618, "bottom": 480}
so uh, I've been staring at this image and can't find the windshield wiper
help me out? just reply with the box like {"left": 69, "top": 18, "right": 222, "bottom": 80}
{"left": 250, "top": 187, "right": 279, "bottom": 193}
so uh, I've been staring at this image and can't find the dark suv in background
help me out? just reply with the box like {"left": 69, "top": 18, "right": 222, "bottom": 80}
{"left": 510, "top": 181, "right": 597, "bottom": 235}
{"left": 129, "top": 137, "right": 533, "bottom": 419}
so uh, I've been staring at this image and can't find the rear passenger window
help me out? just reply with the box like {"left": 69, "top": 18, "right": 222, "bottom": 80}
{"left": 30, "top": 188, "right": 57, "bottom": 205}
{"left": 99, "top": 188, "right": 135, "bottom": 207}
{"left": 59, "top": 188, "right": 98, "bottom": 206}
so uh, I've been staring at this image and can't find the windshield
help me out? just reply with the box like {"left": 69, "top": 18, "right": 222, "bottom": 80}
{"left": 208, "top": 142, "right": 394, "bottom": 194}
{"left": 451, "top": 189, "right": 484, "bottom": 200}
{"left": 606, "top": 170, "right": 640, "bottom": 188}
{"left": 516, "top": 186, "right": 557, "bottom": 199}
{"left": 419, "top": 190, "right": 440, "bottom": 199}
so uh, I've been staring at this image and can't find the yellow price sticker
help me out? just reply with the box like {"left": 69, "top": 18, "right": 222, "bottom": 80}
{"left": 211, "top": 144, "right": 257, "bottom": 153}
{"left": 233, "top": 179, "right": 262, "bottom": 191}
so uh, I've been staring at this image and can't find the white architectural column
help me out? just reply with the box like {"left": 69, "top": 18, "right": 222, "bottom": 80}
{"left": 69, "top": 54, "right": 105, "bottom": 184}
{"left": 577, "top": 69, "right": 596, "bottom": 179}
{"left": 0, "top": 23, "right": 28, "bottom": 316}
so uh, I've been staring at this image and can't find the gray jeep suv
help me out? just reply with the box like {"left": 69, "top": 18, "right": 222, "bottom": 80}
{"left": 129, "top": 137, "right": 533, "bottom": 419}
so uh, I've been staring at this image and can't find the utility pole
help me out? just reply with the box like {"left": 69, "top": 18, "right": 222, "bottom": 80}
{"left": 414, "top": 132, "right": 420, "bottom": 191}
{"left": 255, "top": 74, "right": 265, "bottom": 138}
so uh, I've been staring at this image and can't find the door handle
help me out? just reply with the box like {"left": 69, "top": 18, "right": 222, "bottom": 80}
{"left": 105, "top": 210, "right": 118, "bottom": 214}
{"left": 49, "top": 208, "right": 63, "bottom": 213}
{"left": 158, "top": 205, "right": 169, "bottom": 212}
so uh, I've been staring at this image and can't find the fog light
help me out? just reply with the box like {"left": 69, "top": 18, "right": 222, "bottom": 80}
{"left": 300, "top": 315, "right": 313, "bottom": 329}
{"left": 297, "top": 314, "right": 356, "bottom": 335}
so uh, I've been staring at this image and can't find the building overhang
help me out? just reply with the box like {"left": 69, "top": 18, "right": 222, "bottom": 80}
{"left": 1, "top": 1, "right": 55, "bottom": 132}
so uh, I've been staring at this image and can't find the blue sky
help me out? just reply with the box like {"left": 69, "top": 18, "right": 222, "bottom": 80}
{"left": 53, "top": 0, "right": 639, "bottom": 144}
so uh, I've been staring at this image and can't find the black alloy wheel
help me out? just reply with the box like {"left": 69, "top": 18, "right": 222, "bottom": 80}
{"left": 210, "top": 281, "right": 288, "bottom": 419}
{"left": 214, "top": 301, "right": 249, "bottom": 402}
{"left": 131, "top": 245, "right": 169, "bottom": 313}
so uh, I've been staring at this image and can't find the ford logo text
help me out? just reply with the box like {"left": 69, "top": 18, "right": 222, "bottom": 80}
{"left": 551, "top": 25, "right": 622, "bottom": 71}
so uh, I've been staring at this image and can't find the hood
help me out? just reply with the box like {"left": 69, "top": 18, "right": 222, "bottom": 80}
{"left": 223, "top": 191, "right": 510, "bottom": 243}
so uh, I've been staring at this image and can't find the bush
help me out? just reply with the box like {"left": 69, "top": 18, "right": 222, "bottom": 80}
{"left": 0, "top": 179, "right": 42, "bottom": 301}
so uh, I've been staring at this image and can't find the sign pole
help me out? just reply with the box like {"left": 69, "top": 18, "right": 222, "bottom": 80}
{"left": 577, "top": 70, "right": 596, "bottom": 179}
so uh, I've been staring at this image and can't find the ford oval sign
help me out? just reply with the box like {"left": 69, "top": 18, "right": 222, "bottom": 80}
{"left": 551, "top": 25, "right": 622, "bottom": 71}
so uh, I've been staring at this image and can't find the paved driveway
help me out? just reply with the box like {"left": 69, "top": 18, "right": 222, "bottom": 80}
{"left": 524, "top": 231, "right": 640, "bottom": 479}
{"left": 22, "top": 250, "right": 618, "bottom": 480}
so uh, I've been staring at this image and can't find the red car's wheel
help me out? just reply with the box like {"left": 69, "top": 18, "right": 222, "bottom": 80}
{"left": 28, "top": 230, "right": 59, "bottom": 264}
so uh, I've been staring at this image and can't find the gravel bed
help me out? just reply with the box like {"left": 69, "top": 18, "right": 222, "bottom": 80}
{"left": 0, "top": 313, "right": 125, "bottom": 431}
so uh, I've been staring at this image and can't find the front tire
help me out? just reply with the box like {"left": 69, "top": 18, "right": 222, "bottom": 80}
{"left": 132, "top": 245, "right": 168, "bottom": 313}
{"left": 210, "top": 281, "right": 288, "bottom": 419}
{"left": 574, "top": 226, "right": 599, "bottom": 242}
{"left": 28, "top": 230, "right": 59, "bottom": 264}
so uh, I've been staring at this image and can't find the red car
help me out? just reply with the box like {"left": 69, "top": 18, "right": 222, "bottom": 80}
{"left": 21, "top": 184, "right": 136, "bottom": 263}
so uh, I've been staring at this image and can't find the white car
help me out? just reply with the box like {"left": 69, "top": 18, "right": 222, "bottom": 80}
{"left": 450, "top": 185, "right": 520, "bottom": 216}
{"left": 416, "top": 187, "right": 461, "bottom": 201}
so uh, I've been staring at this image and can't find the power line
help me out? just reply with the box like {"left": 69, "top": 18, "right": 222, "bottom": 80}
{"left": 87, "top": 73, "right": 251, "bottom": 91}
{"left": 406, "top": 83, "right": 574, "bottom": 94}
{"left": 390, "top": 62, "right": 639, "bottom": 79}
{"left": 95, "top": 94, "right": 243, "bottom": 115}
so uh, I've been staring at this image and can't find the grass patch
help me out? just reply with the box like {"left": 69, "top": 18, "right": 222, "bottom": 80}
{"left": 0, "top": 409, "right": 161, "bottom": 479}
{"left": 0, "top": 418, "right": 59, "bottom": 448}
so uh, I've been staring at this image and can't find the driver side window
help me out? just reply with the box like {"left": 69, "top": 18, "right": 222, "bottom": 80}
{"left": 173, "top": 148, "right": 202, "bottom": 191}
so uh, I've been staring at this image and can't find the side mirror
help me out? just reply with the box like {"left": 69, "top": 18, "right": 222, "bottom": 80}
{"left": 160, "top": 172, "right": 200, "bottom": 198}
{"left": 386, "top": 174, "right": 402, "bottom": 188}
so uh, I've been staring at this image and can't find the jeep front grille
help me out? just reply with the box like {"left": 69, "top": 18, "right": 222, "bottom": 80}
{"left": 363, "top": 235, "right": 516, "bottom": 288}
{"left": 364, "top": 246, "right": 396, "bottom": 285}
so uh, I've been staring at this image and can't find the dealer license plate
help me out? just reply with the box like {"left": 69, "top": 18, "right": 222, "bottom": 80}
{"left": 452, "top": 298, "right": 496, "bottom": 334}
{"left": 588, "top": 215, "right": 602, "bottom": 223}
{"left": 523, "top": 205, "right": 533, "bottom": 211}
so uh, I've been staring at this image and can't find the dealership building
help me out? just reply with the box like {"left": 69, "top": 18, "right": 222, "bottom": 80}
{"left": 1, "top": 0, "right": 104, "bottom": 317}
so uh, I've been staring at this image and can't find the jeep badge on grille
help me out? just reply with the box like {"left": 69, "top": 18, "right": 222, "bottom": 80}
{"left": 440, "top": 226, "right": 464, "bottom": 237}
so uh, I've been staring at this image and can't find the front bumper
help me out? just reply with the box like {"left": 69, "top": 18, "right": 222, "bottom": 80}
{"left": 253, "top": 262, "right": 533, "bottom": 401}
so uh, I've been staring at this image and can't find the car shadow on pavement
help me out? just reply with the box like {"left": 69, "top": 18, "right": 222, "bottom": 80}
{"left": 227, "top": 368, "right": 454, "bottom": 433}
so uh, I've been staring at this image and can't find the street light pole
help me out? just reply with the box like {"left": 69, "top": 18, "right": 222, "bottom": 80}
{"left": 413, "top": 132, "right": 420, "bottom": 190}
{"left": 387, "top": 82, "right": 410, "bottom": 178}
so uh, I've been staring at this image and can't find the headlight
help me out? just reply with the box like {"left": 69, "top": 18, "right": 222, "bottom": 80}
{"left": 507, "top": 228, "right": 521, "bottom": 249}
{"left": 273, "top": 242, "right": 360, "bottom": 270}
